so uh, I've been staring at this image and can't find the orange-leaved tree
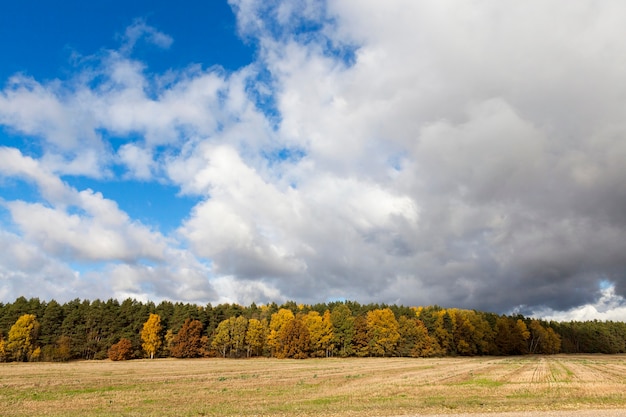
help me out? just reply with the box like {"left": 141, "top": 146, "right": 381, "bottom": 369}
{"left": 108, "top": 338, "right": 133, "bottom": 361}
{"left": 170, "top": 319, "right": 204, "bottom": 358}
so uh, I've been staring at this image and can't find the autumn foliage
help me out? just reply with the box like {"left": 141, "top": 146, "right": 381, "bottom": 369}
{"left": 108, "top": 338, "right": 133, "bottom": 361}
{"left": 141, "top": 313, "right": 162, "bottom": 359}
{"left": 9, "top": 296, "right": 626, "bottom": 363}
{"left": 170, "top": 319, "right": 205, "bottom": 358}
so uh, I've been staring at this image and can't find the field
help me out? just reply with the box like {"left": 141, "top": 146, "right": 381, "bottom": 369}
{"left": 1, "top": 355, "right": 626, "bottom": 416}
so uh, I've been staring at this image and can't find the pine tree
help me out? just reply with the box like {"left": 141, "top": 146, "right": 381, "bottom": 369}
{"left": 330, "top": 304, "right": 354, "bottom": 357}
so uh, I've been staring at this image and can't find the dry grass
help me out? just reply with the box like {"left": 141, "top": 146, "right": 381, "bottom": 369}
{"left": 1, "top": 355, "right": 626, "bottom": 416}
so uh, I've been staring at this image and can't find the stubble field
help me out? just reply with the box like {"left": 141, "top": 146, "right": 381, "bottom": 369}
{"left": 1, "top": 355, "right": 626, "bottom": 417}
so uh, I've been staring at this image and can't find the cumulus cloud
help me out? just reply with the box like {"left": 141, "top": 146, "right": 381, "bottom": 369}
{"left": 0, "top": 230, "right": 82, "bottom": 302}
{"left": 0, "top": 148, "right": 199, "bottom": 301}
{"left": 2, "top": 2, "right": 626, "bottom": 319}
{"left": 0, "top": 147, "right": 167, "bottom": 262}
{"left": 213, "top": 0, "right": 626, "bottom": 314}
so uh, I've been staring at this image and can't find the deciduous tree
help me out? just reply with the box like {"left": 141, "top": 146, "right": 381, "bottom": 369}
{"left": 267, "top": 309, "right": 294, "bottom": 357}
{"left": 141, "top": 313, "right": 163, "bottom": 359}
{"left": 366, "top": 308, "right": 400, "bottom": 357}
{"left": 170, "top": 319, "right": 204, "bottom": 358}
{"left": 212, "top": 319, "right": 231, "bottom": 358}
{"left": 245, "top": 318, "right": 267, "bottom": 357}
{"left": 352, "top": 314, "right": 370, "bottom": 357}
{"left": 0, "top": 336, "right": 6, "bottom": 362}
{"left": 231, "top": 316, "right": 248, "bottom": 357}
{"left": 279, "top": 317, "right": 310, "bottom": 359}
{"left": 7, "top": 314, "right": 40, "bottom": 362}
{"left": 54, "top": 335, "right": 72, "bottom": 361}
{"left": 302, "top": 310, "right": 334, "bottom": 357}
{"left": 108, "top": 338, "right": 133, "bottom": 361}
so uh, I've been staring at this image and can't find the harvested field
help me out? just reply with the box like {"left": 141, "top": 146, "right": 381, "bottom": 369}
{"left": 1, "top": 355, "right": 626, "bottom": 416}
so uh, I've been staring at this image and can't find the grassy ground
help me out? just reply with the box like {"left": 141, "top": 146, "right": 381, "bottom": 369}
{"left": 1, "top": 355, "right": 626, "bottom": 416}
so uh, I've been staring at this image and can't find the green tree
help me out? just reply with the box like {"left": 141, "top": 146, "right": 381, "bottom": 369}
{"left": 141, "top": 313, "right": 163, "bottom": 359}
{"left": 39, "top": 300, "right": 64, "bottom": 348}
{"left": 330, "top": 304, "right": 354, "bottom": 357}
{"left": 397, "top": 316, "right": 424, "bottom": 357}
{"left": 7, "top": 314, "right": 40, "bottom": 362}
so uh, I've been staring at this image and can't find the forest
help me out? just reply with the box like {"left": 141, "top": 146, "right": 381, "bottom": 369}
{"left": 1, "top": 297, "right": 625, "bottom": 362}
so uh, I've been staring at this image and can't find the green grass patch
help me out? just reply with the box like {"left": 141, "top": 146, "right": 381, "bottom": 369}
{"left": 455, "top": 377, "right": 504, "bottom": 387}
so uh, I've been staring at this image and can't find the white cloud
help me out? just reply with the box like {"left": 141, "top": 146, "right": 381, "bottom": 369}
{"left": 531, "top": 285, "right": 626, "bottom": 322}
{"left": 2, "top": 3, "right": 626, "bottom": 319}
{"left": 0, "top": 148, "right": 166, "bottom": 262}
{"left": 107, "top": 251, "right": 216, "bottom": 303}
{"left": 117, "top": 143, "right": 154, "bottom": 179}
{"left": 120, "top": 19, "right": 174, "bottom": 53}
{"left": 0, "top": 230, "right": 83, "bottom": 302}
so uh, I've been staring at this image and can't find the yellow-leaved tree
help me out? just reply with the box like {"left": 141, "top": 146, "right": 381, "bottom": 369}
{"left": 267, "top": 309, "right": 295, "bottom": 357}
{"left": 212, "top": 319, "right": 231, "bottom": 358}
{"left": 245, "top": 318, "right": 267, "bottom": 357}
{"left": 7, "top": 314, "right": 40, "bottom": 362}
{"left": 302, "top": 310, "right": 334, "bottom": 357}
{"left": 0, "top": 336, "right": 6, "bottom": 362}
{"left": 141, "top": 313, "right": 162, "bottom": 359}
{"left": 366, "top": 308, "right": 400, "bottom": 357}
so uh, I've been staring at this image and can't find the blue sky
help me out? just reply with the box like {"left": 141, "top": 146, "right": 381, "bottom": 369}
{"left": 0, "top": 0, "right": 252, "bottom": 80}
{"left": 2, "top": 0, "right": 626, "bottom": 321}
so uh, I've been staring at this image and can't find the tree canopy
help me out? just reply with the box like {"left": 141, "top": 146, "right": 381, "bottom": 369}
{"left": 0, "top": 297, "right": 623, "bottom": 362}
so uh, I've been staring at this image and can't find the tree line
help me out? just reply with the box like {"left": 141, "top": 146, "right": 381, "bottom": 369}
{"left": 0, "top": 297, "right": 625, "bottom": 362}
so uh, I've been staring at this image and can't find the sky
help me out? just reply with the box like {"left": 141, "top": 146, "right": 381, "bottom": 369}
{"left": 1, "top": 0, "right": 626, "bottom": 321}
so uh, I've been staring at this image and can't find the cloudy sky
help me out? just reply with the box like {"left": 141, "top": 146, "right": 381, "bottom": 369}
{"left": 1, "top": 0, "right": 626, "bottom": 320}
